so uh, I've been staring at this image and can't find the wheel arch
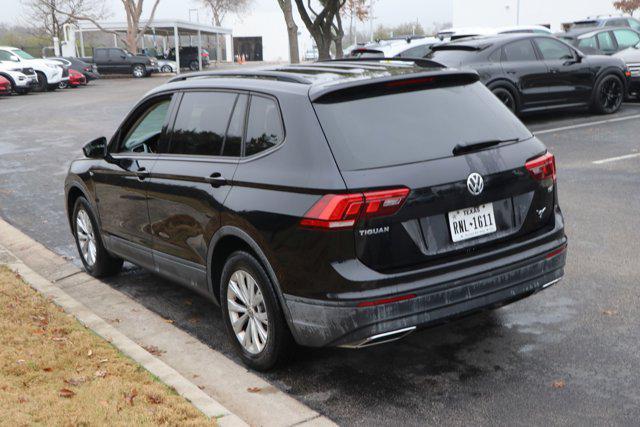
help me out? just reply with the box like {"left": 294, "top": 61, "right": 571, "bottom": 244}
{"left": 65, "top": 182, "right": 98, "bottom": 231}
{"left": 590, "top": 67, "right": 627, "bottom": 103}
{"left": 0, "top": 72, "right": 16, "bottom": 89}
{"left": 486, "top": 78, "right": 521, "bottom": 112}
{"left": 206, "top": 226, "right": 294, "bottom": 324}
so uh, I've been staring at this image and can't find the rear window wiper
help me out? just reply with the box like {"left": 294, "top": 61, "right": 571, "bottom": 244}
{"left": 452, "top": 138, "right": 520, "bottom": 156}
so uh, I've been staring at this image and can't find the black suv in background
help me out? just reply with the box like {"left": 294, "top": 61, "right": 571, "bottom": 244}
{"left": 427, "top": 34, "right": 631, "bottom": 115}
{"left": 65, "top": 60, "right": 567, "bottom": 370}
{"left": 164, "top": 47, "right": 210, "bottom": 71}
{"left": 81, "top": 48, "right": 159, "bottom": 78}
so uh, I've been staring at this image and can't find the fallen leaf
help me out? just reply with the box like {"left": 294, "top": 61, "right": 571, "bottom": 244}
{"left": 124, "top": 388, "right": 138, "bottom": 406}
{"left": 602, "top": 309, "right": 618, "bottom": 316}
{"left": 198, "top": 385, "right": 205, "bottom": 390}
{"left": 146, "top": 394, "right": 163, "bottom": 404}
{"left": 87, "top": 349, "right": 93, "bottom": 357}
{"left": 247, "top": 387, "right": 262, "bottom": 393}
{"left": 552, "top": 379, "right": 565, "bottom": 389}
{"left": 163, "top": 318, "right": 174, "bottom": 324}
{"left": 17, "top": 396, "right": 28, "bottom": 403}
{"left": 98, "top": 359, "right": 109, "bottom": 364}
{"left": 94, "top": 370, "right": 108, "bottom": 378}
{"left": 110, "top": 318, "right": 121, "bottom": 323}
{"left": 143, "top": 345, "right": 164, "bottom": 356}
{"left": 42, "top": 367, "right": 53, "bottom": 372}
{"left": 64, "top": 377, "right": 86, "bottom": 387}
{"left": 59, "top": 388, "right": 76, "bottom": 398}
{"left": 32, "top": 329, "right": 46, "bottom": 335}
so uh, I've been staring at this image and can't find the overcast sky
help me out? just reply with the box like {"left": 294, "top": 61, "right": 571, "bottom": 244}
{"left": 0, "top": 0, "right": 453, "bottom": 28}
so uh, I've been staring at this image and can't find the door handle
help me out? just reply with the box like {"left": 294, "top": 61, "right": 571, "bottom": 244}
{"left": 205, "top": 172, "right": 227, "bottom": 187}
{"left": 505, "top": 69, "right": 516, "bottom": 75}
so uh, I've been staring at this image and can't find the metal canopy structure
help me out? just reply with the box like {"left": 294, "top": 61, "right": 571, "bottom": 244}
{"left": 76, "top": 19, "right": 234, "bottom": 73}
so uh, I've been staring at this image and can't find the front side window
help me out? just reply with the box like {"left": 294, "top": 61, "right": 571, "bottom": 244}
{"left": 119, "top": 98, "right": 171, "bottom": 154}
{"left": 596, "top": 32, "right": 616, "bottom": 51}
{"left": 244, "top": 96, "right": 284, "bottom": 157}
{"left": 535, "top": 38, "right": 574, "bottom": 60}
{"left": 0, "top": 50, "right": 19, "bottom": 62}
{"left": 503, "top": 40, "right": 537, "bottom": 61}
{"left": 169, "top": 92, "right": 237, "bottom": 156}
{"left": 613, "top": 29, "right": 640, "bottom": 49}
{"left": 397, "top": 44, "right": 432, "bottom": 58}
{"left": 630, "top": 19, "right": 640, "bottom": 31}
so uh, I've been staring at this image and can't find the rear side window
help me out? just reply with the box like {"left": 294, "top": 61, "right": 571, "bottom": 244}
{"left": 244, "top": 96, "right": 284, "bottom": 157}
{"left": 169, "top": 92, "right": 237, "bottom": 156}
{"left": 596, "top": 32, "right": 616, "bottom": 51}
{"left": 578, "top": 36, "right": 597, "bottom": 50}
{"left": 314, "top": 82, "right": 532, "bottom": 171}
{"left": 503, "top": 40, "right": 537, "bottom": 61}
{"left": 426, "top": 49, "right": 477, "bottom": 66}
{"left": 222, "top": 94, "right": 248, "bottom": 157}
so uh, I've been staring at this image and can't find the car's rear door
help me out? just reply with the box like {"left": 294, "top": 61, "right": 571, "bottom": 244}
{"left": 146, "top": 90, "right": 246, "bottom": 290}
{"left": 313, "top": 79, "right": 556, "bottom": 272}
{"left": 92, "top": 93, "right": 175, "bottom": 269}
{"left": 500, "top": 38, "right": 551, "bottom": 109}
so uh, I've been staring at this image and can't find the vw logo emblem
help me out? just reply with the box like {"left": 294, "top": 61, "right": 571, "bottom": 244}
{"left": 467, "top": 173, "right": 484, "bottom": 196}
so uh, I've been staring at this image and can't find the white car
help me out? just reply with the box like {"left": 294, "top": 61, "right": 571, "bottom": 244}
{"left": 157, "top": 59, "right": 177, "bottom": 73}
{"left": 0, "top": 46, "right": 67, "bottom": 92}
{"left": 437, "top": 25, "right": 552, "bottom": 41}
{"left": 350, "top": 36, "right": 441, "bottom": 59}
{"left": 0, "top": 63, "right": 38, "bottom": 94}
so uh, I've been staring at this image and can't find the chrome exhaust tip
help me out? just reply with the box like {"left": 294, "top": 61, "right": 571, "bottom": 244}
{"left": 339, "top": 326, "right": 416, "bottom": 349}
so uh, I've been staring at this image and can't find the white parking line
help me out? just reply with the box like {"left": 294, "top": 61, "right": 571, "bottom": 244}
{"left": 534, "top": 113, "right": 640, "bottom": 135}
{"left": 592, "top": 153, "right": 640, "bottom": 165}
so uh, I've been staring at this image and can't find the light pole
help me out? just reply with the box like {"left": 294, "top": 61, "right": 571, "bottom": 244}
{"left": 516, "top": 0, "right": 521, "bottom": 25}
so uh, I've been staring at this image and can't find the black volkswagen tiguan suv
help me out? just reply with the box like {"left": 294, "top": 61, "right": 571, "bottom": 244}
{"left": 65, "top": 60, "right": 567, "bottom": 370}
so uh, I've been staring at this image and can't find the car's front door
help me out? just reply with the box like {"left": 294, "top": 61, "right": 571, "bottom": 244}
{"left": 500, "top": 38, "right": 550, "bottom": 109}
{"left": 146, "top": 90, "right": 246, "bottom": 290}
{"left": 534, "top": 37, "right": 593, "bottom": 104}
{"left": 91, "top": 94, "right": 174, "bottom": 269}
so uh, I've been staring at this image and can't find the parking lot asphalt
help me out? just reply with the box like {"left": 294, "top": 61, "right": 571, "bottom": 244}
{"left": 1, "top": 78, "right": 639, "bottom": 425}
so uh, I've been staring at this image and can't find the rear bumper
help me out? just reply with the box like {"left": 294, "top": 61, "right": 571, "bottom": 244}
{"left": 284, "top": 241, "right": 567, "bottom": 347}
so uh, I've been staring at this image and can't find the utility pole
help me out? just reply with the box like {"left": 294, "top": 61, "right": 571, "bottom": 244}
{"left": 369, "top": 0, "right": 375, "bottom": 41}
{"left": 516, "top": 0, "right": 521, "bottom": 25}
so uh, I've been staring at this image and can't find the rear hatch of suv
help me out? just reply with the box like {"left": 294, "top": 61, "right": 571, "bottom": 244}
{"left": 311, "top": 73, "right": 557, "bottom": 272}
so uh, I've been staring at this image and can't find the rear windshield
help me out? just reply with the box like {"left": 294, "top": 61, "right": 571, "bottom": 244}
{"left": 314, "top": 82, "right": 532, "bottom": 171}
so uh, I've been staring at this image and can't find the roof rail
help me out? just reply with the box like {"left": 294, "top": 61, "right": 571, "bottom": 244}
{"left": 318, "top": 57, "right": 445, "bottom": 69}
{"left": 167, "top": 70, "right": 313, "bottom": 84}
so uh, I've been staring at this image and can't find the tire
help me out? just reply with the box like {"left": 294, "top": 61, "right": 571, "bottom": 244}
{"left": 591, "top": 74, "right": 624, "bottom": 114}
{"left": 189, "top": 60, "right": 199, "bottom": 71}
{"left": 491, "top": 86, "right": 517, "bottom": 114}
{"left": 161, "top": 65, "right": 172, "bottom": 73}
{"left": 220, "top": 251, "right": 293, "bottom": 371}
{"left": 72, "top": 197, "right": 123, "bottom": 277}
{"left": 58, "top": 81, "right": 68, "bottom": 89}
{"left": 34, "top": 71, "right": 48, "bottom": 92}
{"left": 132, "top": 64, "right": 146, "bottom": 78}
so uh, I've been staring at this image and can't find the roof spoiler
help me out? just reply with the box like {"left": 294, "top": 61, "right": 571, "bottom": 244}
{"left": 319, "top": 57, "right": 446, "bottom": 69}
{"left": 310, "top": 69, "right": 480, "bottom": 103}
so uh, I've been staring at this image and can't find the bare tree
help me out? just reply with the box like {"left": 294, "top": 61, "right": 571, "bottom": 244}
{"left": 293, "top": 0, "right": 346, "bottom": 60}
{"left": 21, "top": 0, "right": 107, "bottom": 40}
{"left": 36, "top": 0, "right": 162, "bottom": 53}
{"left": 613, "top": 0, "right": 640, "bottom": 15}
{"left": 277, "top": 0, "right": 300, "bottom": 63}
{"left": 341, "top": 0, "right": 368, "bottom": 45}
{"left": 199, "top": 0, "right": 253, "bottom": 26}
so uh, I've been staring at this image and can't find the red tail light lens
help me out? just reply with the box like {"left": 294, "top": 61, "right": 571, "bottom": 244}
{"left": 526, "top": 152, "right": 556, "bottom": 182}
{"left": 300, "top": 188, "right": 409, "bottom": 229}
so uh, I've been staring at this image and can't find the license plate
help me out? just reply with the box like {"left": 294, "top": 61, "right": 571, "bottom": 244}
{"left": 448, "top": 203, "right": 497, "bottom": 243}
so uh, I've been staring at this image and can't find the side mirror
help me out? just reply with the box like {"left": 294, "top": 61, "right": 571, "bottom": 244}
{"left": 83, "top": 137, "right": 107, "bottom": 159}
{"left": 9, "top": 55, "right": 19, "bottom": 62}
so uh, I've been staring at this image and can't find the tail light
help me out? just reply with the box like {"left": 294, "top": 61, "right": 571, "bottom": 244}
{"left": 300, "top": 188, "right": 410, "bottom": 230}
{"left": 526, "top": 152, "right": 556, "bottom": 182}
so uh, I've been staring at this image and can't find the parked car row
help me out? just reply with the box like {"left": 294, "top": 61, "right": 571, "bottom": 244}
{"left": 0, "top": 45, "right": 101, "bottom": 97}
{"left": 348, "top": 17, "right": 639, "bottom": 115}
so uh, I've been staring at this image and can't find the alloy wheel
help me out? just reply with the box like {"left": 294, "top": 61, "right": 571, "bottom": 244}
{"left": 494, "top": 88, "right": 516, "bottom": 113}
{"left": 601, "top": 78, "right": 623, "bottom": 113}
{"left": 226, "top": 269, "right": 269, "bottom": 354}
{"left": 133, "top": 65, "right": 145, "bottom": 78}
{"left": 161, "top": 65, "right": 172, "bottom": 73}
{"left": 76, "top": 209, "right": 97, "bottom": 267}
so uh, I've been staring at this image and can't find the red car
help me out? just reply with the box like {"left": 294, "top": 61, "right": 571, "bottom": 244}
{"left": 0, "top": 76, "right": 10, "bottom": 95}
{"left": 68, "top": 69, "right": 87, "bottom": 87}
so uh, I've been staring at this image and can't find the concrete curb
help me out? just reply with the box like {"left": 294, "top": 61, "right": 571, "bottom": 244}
{"left": 1, "top": 245, "right": 247, "bottom": 426}
{"left": 0, "top": 217, "right": 336, "bottom": 427}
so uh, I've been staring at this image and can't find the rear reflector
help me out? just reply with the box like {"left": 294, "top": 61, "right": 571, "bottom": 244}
{"left": 526, "top": 152, "right": 556, "bottom": 182}
{"left": 546, "top": 244, "right": 567, "bottom": 260}
{"left": 300, "top": 188, "right": 409, "bottom": 230}
{"left": 357, "top": 293, "right": 417, "bottom": 307}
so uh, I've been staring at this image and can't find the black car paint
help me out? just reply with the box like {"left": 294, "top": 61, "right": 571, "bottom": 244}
{"left": 81, "top": 48, "right": 156, "bottom": 75}
{"left": 428, "top": 34, "right": 630, "bottom": 114}
{"left": 65, "top": 63, "right": 567, "bottom": 348}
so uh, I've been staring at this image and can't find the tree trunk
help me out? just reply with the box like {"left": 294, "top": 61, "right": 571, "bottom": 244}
{"left": 278, "top": 0, "right": 299, "bottom": 63}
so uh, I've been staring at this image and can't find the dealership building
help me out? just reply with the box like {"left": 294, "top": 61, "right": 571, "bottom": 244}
{"left": 453, "top": 0, "right": 622, "bottom": 31}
